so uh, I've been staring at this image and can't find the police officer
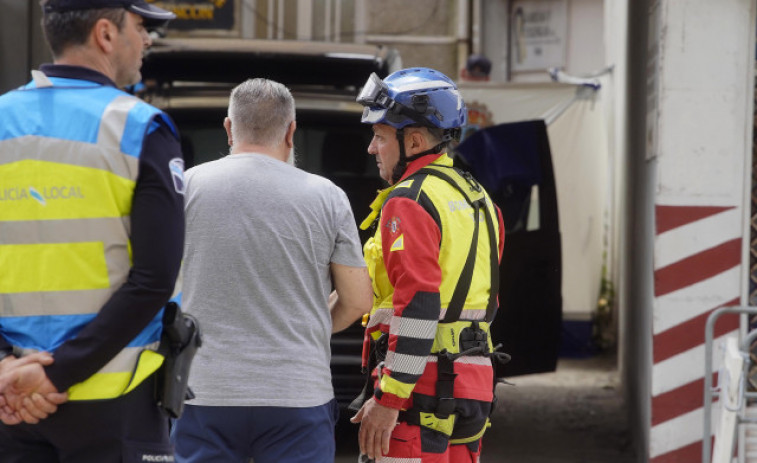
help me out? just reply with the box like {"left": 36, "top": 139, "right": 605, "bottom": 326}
{"left": 0, "top": 1, "right": 185, "bottom": 461}
{"left": 349, "top": 68, "right": 506, "bottom": 462}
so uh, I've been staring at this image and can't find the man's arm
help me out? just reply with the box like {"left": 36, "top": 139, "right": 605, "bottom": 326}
{"left": 351, "top": 194, "right": 441, "bottom": 459}
{"left": 329, "top": 263, "right": 372, "bottom": 333}
{"left": 44, "top": 123, "right": 185, "bottom": 391}
{"left": 372, "top": 196, "right": 442, "bottom": 409}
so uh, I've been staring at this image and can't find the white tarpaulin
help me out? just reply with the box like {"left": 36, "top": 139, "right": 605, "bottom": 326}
{"left": 459, "top": 81, "right": 611, "bottom": 319}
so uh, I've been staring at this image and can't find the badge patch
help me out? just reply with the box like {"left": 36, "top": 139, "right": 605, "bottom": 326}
{"left": 390, "top": 234, "right": 404, "bottom": 252}
{"left": 168, "top": 158, "right": 185, "bottom": 195}
{"left": 385, "top": 216, "right": 401, "bottom": 234}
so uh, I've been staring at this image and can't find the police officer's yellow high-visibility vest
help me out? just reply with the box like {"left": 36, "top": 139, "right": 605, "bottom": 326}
{"left": 0, "top": 72, "right": 178, "bottom": 400}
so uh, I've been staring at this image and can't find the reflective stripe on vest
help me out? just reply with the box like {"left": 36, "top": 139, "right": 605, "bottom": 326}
{"left": 0, "top": 76, "right": 171, "bottom": 400}
{"left": 362, "top": 154, "right": 500, "bottom": 353}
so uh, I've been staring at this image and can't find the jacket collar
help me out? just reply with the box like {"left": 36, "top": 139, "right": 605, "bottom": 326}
{"left": 39, "top": 64, "right": 117, "bottom": 88}
{"left": 360, "top": 153, "right": 452, "bottom": 230}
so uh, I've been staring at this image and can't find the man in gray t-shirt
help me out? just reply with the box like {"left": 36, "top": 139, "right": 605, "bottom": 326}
{"left": 171, "top": 78, "right": 372, "bottom": 463}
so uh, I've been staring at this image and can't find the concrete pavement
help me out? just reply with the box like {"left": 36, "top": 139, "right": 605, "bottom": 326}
{"left": 335, "top": 350, "right": 634, "bottom": 462}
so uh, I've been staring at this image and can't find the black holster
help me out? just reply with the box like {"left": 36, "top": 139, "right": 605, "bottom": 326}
{"left": 156, "top": 301, "right": 202, "bottom": 418}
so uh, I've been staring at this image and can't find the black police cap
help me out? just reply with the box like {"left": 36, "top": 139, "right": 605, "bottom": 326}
{"left": 43, "top": 0, "right": 176, "bottom": 23}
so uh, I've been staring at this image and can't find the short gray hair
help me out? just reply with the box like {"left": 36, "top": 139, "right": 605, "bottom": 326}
{"left": 228, "top": 78, "right": 295, "bottom": 148}
{"left": 407, "top": 124, "right": 447, "bottom": 151}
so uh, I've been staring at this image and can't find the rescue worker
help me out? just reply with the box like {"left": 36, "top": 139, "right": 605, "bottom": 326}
{"left": 0, "top": 1, "right": 185, "bottom": 461}
{"left": 349, "top": 67, "right": 507, "bottom": 462}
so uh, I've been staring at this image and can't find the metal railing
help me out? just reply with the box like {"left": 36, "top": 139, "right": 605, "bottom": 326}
{"left": 703, "top": 306, "right": 757, "bottom": 463}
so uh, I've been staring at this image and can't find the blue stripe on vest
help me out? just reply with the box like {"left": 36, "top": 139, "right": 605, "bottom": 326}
{"left": 0, "top": 77, "right": 162, "bottom": 155}
{"left": 0, "top": 84, "right": 110, "bottom": 144}
{"left": 1, "top": 311, "right": 163, "bottom": 352}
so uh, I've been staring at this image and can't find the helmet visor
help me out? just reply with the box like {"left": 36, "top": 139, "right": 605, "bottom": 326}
{"left": 356, "top": 73, "right": 394, "bottom": 109}
{"left": 361, "top": 107, "right": 389, "bottom": 124}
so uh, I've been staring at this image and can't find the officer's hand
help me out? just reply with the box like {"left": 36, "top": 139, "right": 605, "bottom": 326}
{"left": 351, "top": 397, "right": 399, "bottom": 460}
{"left": 0, "top": 355, "right": 68, "bottom": 425}
{"left": 0, "top": 391, "right": 63, "bottom": 425}
{"left": 0, "top": 352, "right": 57, "bottom": 424}
{"left": 0, "top": 351, "right": 54, "bottom": 375}
{"left": 0, "top": 393, "right": 19, "bottom": 425}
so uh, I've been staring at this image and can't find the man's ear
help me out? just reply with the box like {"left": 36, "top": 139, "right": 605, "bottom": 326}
{"left": 285, "top": 120, "right": 296, "bottom": 148}
{"left": 224, "top": 117, "right": 233, "bottom": 147}
{"left": 92, "top": 18, "right": 116, "bottom": 54}
{"left": 407, "top": 129, "right": 429, "bottom": 155}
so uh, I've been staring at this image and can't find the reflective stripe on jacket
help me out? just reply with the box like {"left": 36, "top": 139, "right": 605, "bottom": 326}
{"left": 361, "top": 153, "right": 502, "bottom": 407}
{"left": 0, "top": 75, "right": 175, "bottom": 400}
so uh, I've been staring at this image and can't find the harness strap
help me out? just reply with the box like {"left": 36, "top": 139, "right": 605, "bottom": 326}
{"left": 435, "top": 350, "right": 458, "bottom": 418}
{"left": 349, "top": 333, "right": 389, "bottom": 412}
{"left": 402, "top": 166, "right": 500, "bottom": 419}
{"left": 411, "top": 166, "right": 499, "bottom": 323}
{"left": 482, "top": 189, "right": 500, "bottom": 322}
{"left": 445, "top": 199, "right": 481, "bottom": 324}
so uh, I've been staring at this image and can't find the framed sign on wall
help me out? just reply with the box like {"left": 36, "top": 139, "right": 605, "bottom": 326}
{"left": 510, "top": 0, "right": 567, "bottom": 73}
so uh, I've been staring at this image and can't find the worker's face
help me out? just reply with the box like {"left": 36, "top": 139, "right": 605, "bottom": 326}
{"left": 113, "top": 12, "right": 151, "bottom": 88}
{"left": 368, "top": 124, "right": 401, "bottom": 184}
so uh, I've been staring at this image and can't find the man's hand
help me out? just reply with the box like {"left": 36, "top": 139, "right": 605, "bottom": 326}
{"left": 350, "top": 396, "right": 399, "bottom": 459}
{"left": 0, "top": 353, "right": 68, "bottom": 425}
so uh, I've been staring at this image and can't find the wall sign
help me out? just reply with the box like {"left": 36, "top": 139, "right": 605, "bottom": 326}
{"left": 510, "top": 0, "right": 567, "bottom": 72}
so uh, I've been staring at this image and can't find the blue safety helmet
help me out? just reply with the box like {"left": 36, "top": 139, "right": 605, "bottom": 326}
{"left": 357, "top": 67, "right": 466, "bottom": 142}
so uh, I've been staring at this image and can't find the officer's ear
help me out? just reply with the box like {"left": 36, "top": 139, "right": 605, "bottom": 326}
{"left": 92, "top": 18, "right": 117, "bottom": 54}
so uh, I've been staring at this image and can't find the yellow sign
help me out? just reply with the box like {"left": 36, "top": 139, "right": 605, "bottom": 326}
{"left": 148, "top": 0, "right": 235, "bottom": 30}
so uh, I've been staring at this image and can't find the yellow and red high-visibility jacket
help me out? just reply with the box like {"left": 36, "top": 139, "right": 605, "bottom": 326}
{"left": 360, "top": 153, "right": 505, "bottom": 410}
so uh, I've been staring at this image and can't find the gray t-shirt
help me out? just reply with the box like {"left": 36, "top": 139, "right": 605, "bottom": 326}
{"left": 181, "top": 153, "right": 365, "bottom": 407}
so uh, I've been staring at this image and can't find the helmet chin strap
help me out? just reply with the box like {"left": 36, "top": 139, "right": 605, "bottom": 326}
{"left": 391, "top": 128, "right": 408, "bottom": 184}
{"left": 391, "top": 128, "right": 447, "bottom": 184}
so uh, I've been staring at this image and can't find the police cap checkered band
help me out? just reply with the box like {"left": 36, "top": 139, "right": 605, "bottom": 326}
{"left": 44, "top": 0, "right": 176, "bottom": 21}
